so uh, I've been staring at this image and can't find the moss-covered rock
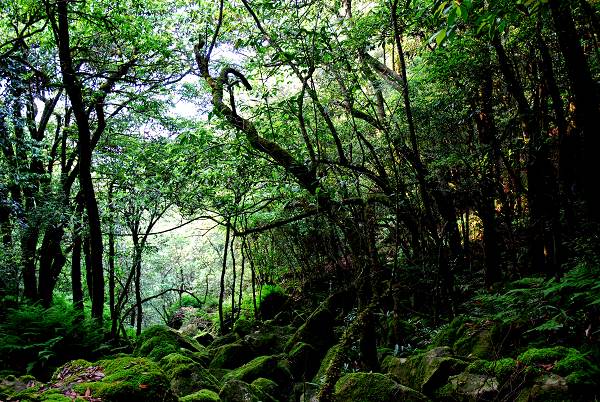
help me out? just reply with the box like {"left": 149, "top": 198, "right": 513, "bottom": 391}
{"left": 518, "top": 346, "right": 599, "bottom": 390}
{"left": 233, "top": 318, "right": 255, "bottom": 337}
{"left": 208, "top": 333, "right": 239, "bottom": 349}
{"left": 135, "top": 325, "right": 202, "bottom": 361}
{"left": 244, "top": 323, "right": 294, "bottom": 355}
{"left": 158, "top": 353, "right": 220, "bottom": 396}
{"left": 465, "top": 358, "right": 517, "bottom": 383}
{"left": 179, "top": 389, "right": 221, "bottom": 402}
{"left": 209, "top": 344, "right": 253, "bottom": 369}
{"left": 250, "top": 377, "right": 279, "bottom": 400}
{"left": 312, "top": 344, "right": 341, "bottom": 386}
{"left": 436, "top": 372, "right": 499, "bottom": 401}
{"left": 54, "top": 356, "right": 177, "bottom": 402}
{"left": 515, "top": 373, "right": 571, "bottom": 402}
{"left": 194, "top": 332, "right": 215, "bottom": 347}
{"left": 384, "top": 347, "right": 467, "bottom": 395}
{"left": 219, "top": 379, "right": 277, "bottom": 402}
{"left": 433, "top": 317, "right": 509, "bottom": 360}
{"left": 222, "top": 355, "right": 292, "bottom": 389}
{"left": 285, "top": 307, "right": 335, "bottom": 353}
{"left": 288, "top": 342, "right": 319, "bottom": 379}
{"left": 334, "top": 372, "right": 429, "bottom": 402}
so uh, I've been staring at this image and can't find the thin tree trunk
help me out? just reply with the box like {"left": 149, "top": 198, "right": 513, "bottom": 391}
{"left": 219, "top": 218, "right": 231, "bottom": 334}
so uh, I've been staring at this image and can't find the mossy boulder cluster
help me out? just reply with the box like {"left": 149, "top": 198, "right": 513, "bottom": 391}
{"left": 2, "top": 302, "right": 599, "bottom": 402}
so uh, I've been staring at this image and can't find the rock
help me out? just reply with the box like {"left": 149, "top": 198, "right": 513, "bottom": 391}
{"left": 180, "top": 389, "right": 221, "bottom": 402}
{"left": 465, "top": 358, "right": 517, "bottom": 383}
{"left": 158, "top": 353, "right": 220, "bottom": 396}
{"left": 55, "top": 357, "right": 176, "bottom": 402}
{"left": 437, "top": 373, "right": 499, "bottom": 401}
{"left": 251, "top": 377, "right": 279, "bottom": 400}
{"left": 259, "top": 291, "right": 289, "bottom": 320}
{"left": 295, "top": 381, "right": 319, "bottom": 402}
{"left": 334, "top": 372, "right": 429, "bottom": 402}
{"left": 312, "top": 345, "right": 341, "bottom": 386}
{"left": 288, "top": 342, "right": 319, "bottom": 379}
{"left": 222, "top": 355, "right": 292, "bottom": 390}
{"left": 516, "top": 374, "right": 570, "bottom": 401}
{"left": 208, "top": 333, "right": 240, "bottom": 349}
{"left": 219, "top": 379, "right": 277, "bottom": 402}
{"left": 432, "top": 317, "right": 508, "bottom": 360}
{"left": 285, "top": 307, "right": 335, "bottom": 354}
{"left": 194, "top": 332, "right": 215, "bottom": 347}
{"left": 244, "top": 323, "right": 295, "bottom": 355}
{"left": 233, "top": 318, "right": 255, "bottom": 337}
{"left": 135, "top": 325, "right": 202, "bottom": 361}
{"left": 209, "top": 344, "right": 254, "bottom": 369}
{"left": 385, "top": 347, "right": 467, "bottom": 395}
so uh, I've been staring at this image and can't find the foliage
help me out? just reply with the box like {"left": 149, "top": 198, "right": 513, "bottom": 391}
{"left": 0, "top": 298, "right": 106, "bottom": 380}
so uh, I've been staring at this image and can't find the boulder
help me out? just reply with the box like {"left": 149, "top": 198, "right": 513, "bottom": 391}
{"left": 516, "top": 374, "right": 570, "bottom": 402}
{"left": 51, "top": 357, "right": 176, "bottom": 402}
{"left": 251, "top": 377, "right": 280, "bottom": 400}
{"left": 334, "top": 372, "right": 429, "bottom": 402}
{"left": 219, "top": 379, "right": 277, "bottom": 402}
{"left": 194, "top": 332, "right": 215, "bottom": 347}
{"left": 285, "top": 307, "right": 336, "bottom": 354}
{"left": 384, "top": 347, "right": 467, "bottom": 395}
{"left": 222, "top": 355, "right": 292, "bottom": 389}
{"left": 158, "top": 353, "right": 220, "bottom": 396}
{"left": 180, "top": 389, "right": 221, "bottom": 402}
{"left": 288, "top": 342, "right": 319, "bottom": 379}
{"left": 209, "top": 344, "right": 254, "bottom": 369}
{"left": 436, "top": 373, "right": 499, "bottom": 401}
{"left": 135, "top": 325, "right": 202, "bottom": 361}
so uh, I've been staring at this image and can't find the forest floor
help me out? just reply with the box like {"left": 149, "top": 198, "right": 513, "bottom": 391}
{"left": 1, "top": 267, "right": 599, "bottom": 402}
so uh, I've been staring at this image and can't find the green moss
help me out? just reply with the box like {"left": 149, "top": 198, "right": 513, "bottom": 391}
{"left": 466, "top": 358, "right": 517, "bottom": 382}
{"left": 232, "top": 318, "right": 254, "bottom": 337}
{"left": 251, "top": 377, "right": 278, "bottom": 398}
{"left": 222, "top": 355, "right": 291, "bottom": 387}
{"left": 179, "top": 389, "right": 220, "bottom": 402}
{"left": 219, "top": 379, "right": 277, "bottom": 402}
{"left": 209, "top": 344, "right": 252, "bottom": 369}
{"left": 312, "top": 344, "right": 341, "bottom": 385}
{"left": 431, "top": 316, "right": 469, "bottom": 347}
{"left": 287, "top": 342, "right": 318, "bottom": 378}
{"left": 388, "top": 347, "right": 467, "bottom": 394}
{"left": 518, "top": 346, "right": 599, "bottom": 391}
{"left": 70, "top": 356, "right": 176, "bottom": 402}
{"left": 518, "top": 346, "right": 568, "bottom": 366}
{"left": 135, "top": 325, "right": 201, "bottom": 361}
{"left": 285, "top": 308, "right": 335, "bottom": 353}
{"left": 159, "top": 353, "right": 196, "bottom": 372}
{"left": 334, "top": 372, "right": 428, "bottom": 402}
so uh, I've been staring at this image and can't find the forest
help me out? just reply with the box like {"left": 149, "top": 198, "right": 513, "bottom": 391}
{"left": 1, "top": 0, "right": 599, "bottom": 401}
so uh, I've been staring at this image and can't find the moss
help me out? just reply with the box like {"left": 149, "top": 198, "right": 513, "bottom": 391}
{"left": 222, "top": 355, "right": 291, "bottom": 388}
{"left": 312, "top": 344, "right": 341, "bottom": 385}
{"left": 70, "top": 356, "right": 176, "bottom": 402}
{"left": 135, "top": 325, "right": 201, "bottom": 361}
{"left": 233, "top": 318, "right": 254, "bottom": 337}
{"left": 179, "top": 389, "right": 221, "bottom": 402}
{"left": 388, "top": 347, "right": 467, "bottom": 394}
{"left": 431, "top": 316, "right": 470, "bottom": 348}
{"left": 287, "top": 342, "right": 318, "bottom": 379}
{"left": 159, "top": 353, "right": 196, "bottom": 372}
{"left": 219, "top": 379, "right": 277, "bottom": 402}
{"left": 158, "top": 352, "right": 220, "bottom": 396}
{"left": 466, "top": 358, "right": 517, "bottom": 382}
{"left": 518, "top": 346, "right": 599, "bottom": 392}
{"left": 334, "top": 372, "right": 428, "bottom": 402}
{"left": 251, "top": 377, "right": 278, "bottom": 399}
{"left": 209, "top": 343, "right": 253, "bottom": 369}
{"left": 285, "top": 307, "right": 335, "bottom": 353}
{"left": 436, "top": 372, "right": 499, "bottom": 401}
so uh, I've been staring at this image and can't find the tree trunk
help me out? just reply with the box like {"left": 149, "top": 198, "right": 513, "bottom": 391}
{"left": 549, "top": 0, "right": 600, "bottom": 221}
{"left": 219, "top": 219, "right": 231, "bottom": 334}
{"left": 54, "top": 0, "right": 104, "bottom": 322}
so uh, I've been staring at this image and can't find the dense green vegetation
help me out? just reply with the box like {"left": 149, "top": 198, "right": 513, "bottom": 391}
{"left": 1, "top": 0, "right": 599, "bottom": 400}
